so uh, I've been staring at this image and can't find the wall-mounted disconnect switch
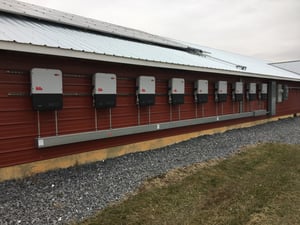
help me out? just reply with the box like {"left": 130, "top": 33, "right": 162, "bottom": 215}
{"left": 246, "top": 83, "right": 256, "bottom": 101}
{"left": 215, "top": 81, "right": 227, "bottom": 102}
{"left": 31, "top": 68, "right": 63, "bottom": 111}
{"left": 283, "top": 85, "right": 289, "bottom": 100}
{"left": 136, "top": 76, "right": 156, "bottom": 106}
{"left": 232, "top": 82, "right": 243, "bottom": 102}
{"left": 169, "top": 78, "right": 185, "bottom": 104}
{"left": 194, "top": 80, "right": 208, "bottom": 103}
{"left": 258, "top": 83, "right": 268, "bottom": 100}
{"left": 277, "top": 84, "right": 284, "bottom": 103}
{"left": 93, "top": 73, "right": 117, "bottom": 108}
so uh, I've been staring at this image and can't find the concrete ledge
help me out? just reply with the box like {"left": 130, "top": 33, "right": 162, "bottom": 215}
{"left": 0, "top": 114, "right": 295, "bottom": 182}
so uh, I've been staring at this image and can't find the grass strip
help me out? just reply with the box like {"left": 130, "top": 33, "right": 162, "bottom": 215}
{"left": 77, "top": 143, "right": 300, "bottom": 225}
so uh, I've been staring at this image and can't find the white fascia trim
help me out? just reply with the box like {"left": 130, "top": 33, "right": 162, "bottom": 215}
{"left": 1, "top": 41, "right": 300, "bottom": 82}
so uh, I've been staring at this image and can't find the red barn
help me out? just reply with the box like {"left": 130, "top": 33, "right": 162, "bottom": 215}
{"left": 0, "top": 0, "right": 300, "bottom": 181}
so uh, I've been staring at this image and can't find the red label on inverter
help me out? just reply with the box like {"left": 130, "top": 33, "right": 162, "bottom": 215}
{"left": 35, "top": 86, "right": 43, "bottom": 91}
{"left": 141, "top": 88, "right": 146, "bottom": 93}
{"left": 98, "top": 88, "right": 103, "bottom": 92}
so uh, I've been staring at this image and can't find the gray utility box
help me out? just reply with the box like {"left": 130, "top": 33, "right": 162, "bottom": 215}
{"left": 247, "top": 83, "right": 257, "bottom": 101}
{"left": 277, "top": 84, "right": 284, "bottom": 103}
{"left": 215, "top": 81, "right": 227, "bottom": 102}
{"left": 258, "top": 83, "right": 268, "bottom": 100}
{"left": 233, "top": 81, "right": 243, "bottom": 102}
{"left": 169, "top": 78, "right": 185, "bottom": 104}
{"left": 136, "top": 76, "right": 156, "bottom": 106}
{"left": 93, "top": 73, "right": 117, "bottom": 108}
{"left": 268, "top": 81, "right": 276, "bottom": 116}
{"left": 194, "top": 80, "right": 208, "bottom": 103}
{"left": 31, "top": 68, "right": 63, "bottom": 111}
{"left": 283, "top": 85, "right": 289, "bottom": 100}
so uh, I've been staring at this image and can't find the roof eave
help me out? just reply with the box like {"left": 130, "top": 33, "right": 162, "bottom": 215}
{"left": 1, "top": 41, "right": 300, "bottom": 82}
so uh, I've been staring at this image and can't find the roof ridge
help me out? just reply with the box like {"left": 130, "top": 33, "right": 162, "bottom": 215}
{"left": 270, "top": 60, "right": 300, "bottom": 65}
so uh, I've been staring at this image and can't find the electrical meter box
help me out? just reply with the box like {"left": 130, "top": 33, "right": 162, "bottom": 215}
{"left": 283, "top": 85, "right": 289, "bottom": 100}
{"left": 215, "top": 81, "right": 227, "bottom": 102}
{"left": 169, "top": 78, "right": 185, "bottom": 104}
{"left": 258, "top": 83, "right": 268, "bottom": 100}
{"left": 247, "top": 83, "right": 257, "bottom": 101}
{"left": 93, "top": 73, "right": 117, "bottom": 108}
{"left": 194, "top": 80, "right": 208, "bottom": 103}
{"left": 233, "top": 82, "right": 243, "bottom": 102}
{"left": 136, "top": 76, "right": 156, "bottom": 106}
{"left": 31, "top": 68, "right": 63, "bottom": 111}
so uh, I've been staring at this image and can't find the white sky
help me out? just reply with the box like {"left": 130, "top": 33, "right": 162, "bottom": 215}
{"left": 20, "top": 0, "right": 300, "bottom": 62}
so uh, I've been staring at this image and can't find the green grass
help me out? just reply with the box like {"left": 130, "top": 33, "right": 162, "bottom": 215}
{"left": 76, "top": 143, "right": 300, "bottom": 225}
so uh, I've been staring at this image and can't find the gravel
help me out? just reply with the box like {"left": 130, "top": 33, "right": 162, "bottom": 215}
{"left": 1, "top": 117, "right": 300, "bottom": 225}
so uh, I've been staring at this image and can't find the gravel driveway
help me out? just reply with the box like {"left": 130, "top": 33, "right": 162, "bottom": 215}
{"left": 1, "top": 117, "right": 300, "bottom": 225}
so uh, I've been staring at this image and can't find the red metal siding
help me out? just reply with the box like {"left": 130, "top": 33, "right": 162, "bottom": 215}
{"left": 277, "top": 82, "right": 300, "bottom": 116}
{"left": 0, "top": 50, "right": 300, "bottom": 168}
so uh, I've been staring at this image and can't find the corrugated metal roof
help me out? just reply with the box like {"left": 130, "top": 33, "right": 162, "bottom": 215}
{"left": 188, "top": 43, "right": 300, "bottom": 80}
{"left": 0, "top": 0, "right": 188, "bottom": 50}
{"left": 270, "top": 60, "right": 300, "bottom": 75}
{"left": 0, "top": 14, "right": 243, "bottom": 72}
{"left": 0, "top": 1, "right": 299, "bottom": 81}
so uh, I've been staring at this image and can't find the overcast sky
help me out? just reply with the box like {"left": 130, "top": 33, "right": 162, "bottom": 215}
{"left": 20, "top": 0, "right": 300, "bottom": 62}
